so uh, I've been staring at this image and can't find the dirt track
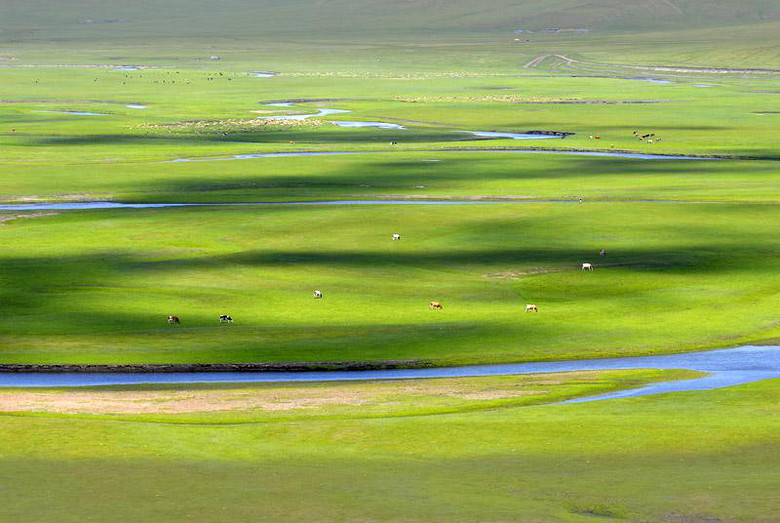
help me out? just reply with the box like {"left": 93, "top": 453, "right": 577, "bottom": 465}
{"left": 524, "top": 54, "right": 780, "bottom": 75}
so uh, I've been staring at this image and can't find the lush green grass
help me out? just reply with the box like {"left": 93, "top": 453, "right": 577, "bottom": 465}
{"left": 1, "top": 203, "right": 778, "bottom": 364}
{"left": 1, "top": 3, "right": 779, "bottom": 521}
{"left": 1, "top": 8, "right": 779, "bottom": 368}
{"left": 2, "top": 68, "right": 780, "bottom": 170}
{"left": 0, "top": 375, "right": 777, "bottom": 521}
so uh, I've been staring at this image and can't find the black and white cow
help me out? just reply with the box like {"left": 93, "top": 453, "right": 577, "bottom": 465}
{"left": 313, "top": 290, "right": 323, "bottom": 299}
{"left": 392, "top": 234, "right": 401, "bottom": 241}
{"left": 219, "top": 315, "right": 233, "bottom": 323}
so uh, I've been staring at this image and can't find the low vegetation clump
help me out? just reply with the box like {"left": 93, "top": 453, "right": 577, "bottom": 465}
{"left": 140, "top": 118, "right": 325, "bottom": 133}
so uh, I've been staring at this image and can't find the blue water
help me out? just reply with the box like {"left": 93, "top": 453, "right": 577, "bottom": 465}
{"left": 257, "top": 107, "right": 350, "bottom": 121}
{"left": 167, "top": 149, "right": 716, "bottom": 163}
{"left": 259, "top": 104, "right": 403, "bottom": 129}
{"left": 32, "top": 110, "right": 108, "bottom": 116}
{"left": 466, "top": 131, "right": 562, "bottom": 140}
{"left": 633, "top": 78, "right": 672, "bottom": 84}
{"left": 0, "top": 346, "right": 777, "bottom": 403}
{"left": 1, "top": 198, "right": 734, "bottom": 211}
{"left": 0, "top": 200, "right": 557, "bottom": 212}
{"left": 259, "top": 102, "right": 566, "bottom": 137}
{"left": 332, "top": 120, "right": 405, "bottom": 130}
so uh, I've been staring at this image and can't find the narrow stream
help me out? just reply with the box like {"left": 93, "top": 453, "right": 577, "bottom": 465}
{"left": 0, "top": 346, "right": 777, "bottom": 404}
{"left": 0, "top": 199, "right": 737, "bottom": 211}
{"left": 166, "top": 149, "right": 717, "bottom": 163}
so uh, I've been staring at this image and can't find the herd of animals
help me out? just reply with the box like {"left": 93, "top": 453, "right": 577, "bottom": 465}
{"left": 166, "top": 235, "right": 606, "bottom": 325}
{"left": 588, "top": 131, "right": 661, "bottom": 144}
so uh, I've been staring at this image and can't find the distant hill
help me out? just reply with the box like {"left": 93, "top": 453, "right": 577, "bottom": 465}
{"left": 2, "top": 0, "right": 780, "bottom": 42}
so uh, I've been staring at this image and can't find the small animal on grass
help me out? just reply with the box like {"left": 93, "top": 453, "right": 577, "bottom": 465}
{"left": 219, "top": 315, "right": 233, "bottom": 323}
{"left": 390, "top": 141, "right": 398, "bottom": 145}
{"left": 429, "top": 301, "right": 443, "bottom": 310}
{"left": 167, "top": 315, "right": 180, "bottom": 325}
{"left": 525, "top": 304, "right": 538, "bottom": 312}
{"left": 582, "top": 262, "right": 594, "bottom": 271}
{"left": 392, "top": 233, "right": 401, "bottom": 241}
{"left": 313, "top": 290, "right": 323, "bottom": 299}
{"left": 599, "top": 249, "right": 606, "bottom": 257}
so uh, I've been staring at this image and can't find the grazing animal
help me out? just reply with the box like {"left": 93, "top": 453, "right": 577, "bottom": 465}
{"left": 167, "top": 315, "right": 180, "bottom": 325}
{"left": 392, "top": 233, "right": 401, "bottom": 241}
{"left": 219, "top": 315, "right": 233, "bottom": 323}
{"left": 390, "top": 141, "right": 398, "bottom": 145}
{"left": 525, "top": 304, "right": 538, "bottom": 312}
{"left": 313, "top": 290, "right": 323, "bottom": 299}
{"left": 429, "top": 301, "right": 443, "bottom": 310}
{"left": 582, "top": 263, "right": 594, "bottom": 271}
{"left": 599, "top": 249, "right": 606, "bottom": 257}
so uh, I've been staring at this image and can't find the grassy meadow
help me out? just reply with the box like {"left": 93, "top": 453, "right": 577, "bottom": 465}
{"left": 0, "top": 374, "right": 778, "bottom": 522}
{"left": 1, "top": 202, "right": 779, "bottom": 365}
{"left": 0, "top": 29, "right": 778, "bottom": 367}
{"left": 1, "top": 2, "right": 780, "bottom": 521}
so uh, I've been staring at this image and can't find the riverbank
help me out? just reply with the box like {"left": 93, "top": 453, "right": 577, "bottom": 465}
{"left": 1, "top": 347, "right": 778, "bottom": 401}
{"left": 0, "top": 359, "right": 432, "bottom": 374}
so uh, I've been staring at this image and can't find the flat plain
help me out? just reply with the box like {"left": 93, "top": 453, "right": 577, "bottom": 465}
{"left": 1, "top": 1, "right": 779, "bottom": 521}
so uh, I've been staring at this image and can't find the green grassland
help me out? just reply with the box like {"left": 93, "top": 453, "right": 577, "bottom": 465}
{"left": 0, "top": 1, "right": 778, "bottom": 367}
{"left": 1, "top": 1, "right": 780, "bottom": 521}
{"left": 0, "top": 375, "right": 778, "bottom": 522}
{"left": 1, "top": 202, "right": 778, "bottom": 365}
{"left": 1, "top": 15, "right": 778, "bottom": 367}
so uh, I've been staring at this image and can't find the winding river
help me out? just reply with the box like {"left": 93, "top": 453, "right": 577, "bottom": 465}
{"left": 258, "top": 102, "right": 562, "bottom": 137}
{"left": 0, "top": 346, "right": 778, "bottom": 403}
{"left": 167, "top": 149, "right": 717, "bottom": 163}
{"left": 0, "top": 199, "right": 738, "bottom": 211}
{"left": 2, "top": 99, "right": 761, "bottom": 402}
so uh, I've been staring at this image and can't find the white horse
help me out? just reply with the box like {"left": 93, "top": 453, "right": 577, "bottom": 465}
{"left": 582, "top": 263, "right": 594, "bottom": 271}
{"left": 392, "top": 234, "right": 401, "bottom": 241}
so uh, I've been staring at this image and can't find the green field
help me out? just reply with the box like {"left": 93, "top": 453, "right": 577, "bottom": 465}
{"left": 1, "top": 374, "right": 778, "bottom": 522}
{"left": 1, "top": 1, "right": 780, "bottom": 521}
{"left": 1, "top": 202, "right": 779, "bottom": 365}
